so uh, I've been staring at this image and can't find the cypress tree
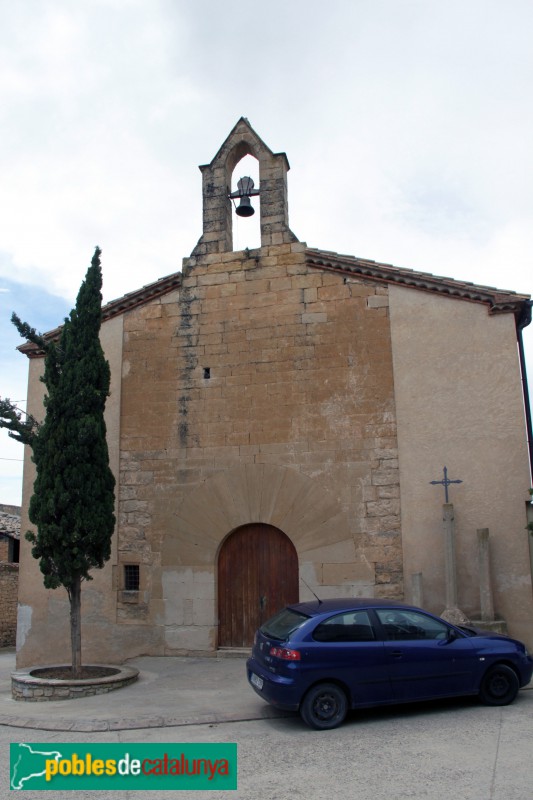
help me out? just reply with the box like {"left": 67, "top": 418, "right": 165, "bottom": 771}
{"left": 1, "top": 247, "right": 115, "bottom": 676}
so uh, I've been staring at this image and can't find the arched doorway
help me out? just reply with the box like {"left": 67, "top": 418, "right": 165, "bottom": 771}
{"left": 218, "top": 523, "right": 299, "bottom": 647}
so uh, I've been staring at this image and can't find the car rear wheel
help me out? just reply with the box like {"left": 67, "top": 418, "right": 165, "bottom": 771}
{"left": 300, "top": 683, "right": 348, "bottom": 730}
{"left": 479, "top": 664, "right": 519, "bottom": 706}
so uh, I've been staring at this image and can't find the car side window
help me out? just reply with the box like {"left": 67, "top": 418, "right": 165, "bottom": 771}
{"left": 375, "top": 609, "right": 451, "bottom": 641}
{"left": 313, "top": 610, "right": 376, "bottom": 642}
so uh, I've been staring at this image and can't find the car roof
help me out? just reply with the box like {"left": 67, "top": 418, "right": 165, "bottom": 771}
{"left": 288, "top": 598, "right": 416, "bottom": 616}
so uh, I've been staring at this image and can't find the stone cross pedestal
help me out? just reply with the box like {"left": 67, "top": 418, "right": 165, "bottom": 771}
{"left": 440, "top": 503, "right": 470, "bottom": 625}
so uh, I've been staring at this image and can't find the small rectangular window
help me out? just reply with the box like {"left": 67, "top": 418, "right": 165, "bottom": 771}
{"left": 124, "top": 564, "right": 140, "bottom": 591}
{"left": 9, "top": 538, "right": 20, "bottom": 563}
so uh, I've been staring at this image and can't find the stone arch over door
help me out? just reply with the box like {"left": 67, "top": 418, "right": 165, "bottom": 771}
{"left": 218, "top": 523, "right": 298, "bottom": 647}
{"left": 167, "top": 463, "right": 351, "bottom": 568}
{"left": 163, "top": 463, "right": 360, "bottom": 653}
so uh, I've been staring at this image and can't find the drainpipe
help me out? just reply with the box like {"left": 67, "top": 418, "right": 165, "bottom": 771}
{"left": 517, "top": 300, "right": 533, "bottom": 483}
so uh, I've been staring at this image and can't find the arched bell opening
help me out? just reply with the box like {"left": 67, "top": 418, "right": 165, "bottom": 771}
{"left": 192, "top": 118, "right": 298, "bottom": 259}
{"left": 229, "top": 153, "right": 261, "bottom": 251}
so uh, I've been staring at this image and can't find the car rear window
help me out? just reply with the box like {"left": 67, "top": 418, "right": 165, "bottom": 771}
{"left": 260, "top": 608, "right": 309, "bottom": 641}
{"left": 313, "top": 610, "right": 375, "bottom": 642}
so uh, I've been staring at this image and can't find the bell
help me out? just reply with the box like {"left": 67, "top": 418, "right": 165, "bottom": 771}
{"left": 236, "top": 195, "right": 255, "bottom": 217}
{"left": 229, "top": 176, "right": 259, "bottom": 218}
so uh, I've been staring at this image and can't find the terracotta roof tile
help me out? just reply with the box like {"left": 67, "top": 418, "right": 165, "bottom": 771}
{"left": 0, "top": 508, "right": 21, "bottom": 540}
{"left": 305, "top": 247, "right": 530, "bottom": 319}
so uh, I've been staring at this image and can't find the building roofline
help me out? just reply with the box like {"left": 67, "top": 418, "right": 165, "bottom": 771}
{"left": 305, "top": 248, "right": 530, "bottom": 319}
{"left": 18, "top": 247, "right": 530, "bottom": 358}
{"left": 18, "top": 270, "right": 182, "bottom": 358}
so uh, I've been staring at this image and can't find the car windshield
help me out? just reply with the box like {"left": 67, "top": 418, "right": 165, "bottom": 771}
{"left": 260, "top": 608, "right": 309, "bottom": 641}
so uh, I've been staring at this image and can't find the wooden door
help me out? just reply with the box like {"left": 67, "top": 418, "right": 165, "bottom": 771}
{"left": 218, "top": 523, "right": 299, "bottom": 647}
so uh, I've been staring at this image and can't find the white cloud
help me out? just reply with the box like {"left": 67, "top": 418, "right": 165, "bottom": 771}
{"left": 0, "top": 0, "right": 532, "bottom": 502}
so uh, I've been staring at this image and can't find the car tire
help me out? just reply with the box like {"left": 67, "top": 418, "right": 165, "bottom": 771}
{"left": 478, "top": 664, "right": 519, "bottom": 706}
{"left": 300, "top": 683, "right": 348, "bottom": 730}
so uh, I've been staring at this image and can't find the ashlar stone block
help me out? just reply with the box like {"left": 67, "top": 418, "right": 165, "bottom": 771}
{"left": 164, "top": 626, "right": 213, "bottom": 652}
{"left": 321, "top": 561, "right": 376, "bottom": 584}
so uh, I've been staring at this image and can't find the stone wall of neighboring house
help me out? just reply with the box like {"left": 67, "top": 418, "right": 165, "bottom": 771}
{"left": 0, "top": 539, "right": 9, "bottom": 562}
{"left": 0, "top": 563, "right": 19, "bottom": 646}
{"left": 0, "top": 504, "right": 20, "bottom": 647}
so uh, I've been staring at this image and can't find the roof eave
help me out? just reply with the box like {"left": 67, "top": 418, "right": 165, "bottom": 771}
{"left": 18, "top": 270, "right": 183, "bottom": 358}
{"left": 305, "top": 248, "right": 530, "bottom": 322}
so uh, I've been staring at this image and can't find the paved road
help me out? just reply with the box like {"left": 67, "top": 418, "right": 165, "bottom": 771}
{"left": 1, "top": 650, "right": 533, "bottom": 799}
{"left": 4, "top": 695, "right": 533, "bottom": 800}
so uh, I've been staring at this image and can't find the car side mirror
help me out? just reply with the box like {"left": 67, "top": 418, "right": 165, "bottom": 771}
{"left": 446, "top": 628, "right": 458, "bottom": 642}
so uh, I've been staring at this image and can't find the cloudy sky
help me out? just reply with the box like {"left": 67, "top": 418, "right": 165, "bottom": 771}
{"left": 1, "top": 0, "right": 532, "bottom": 504}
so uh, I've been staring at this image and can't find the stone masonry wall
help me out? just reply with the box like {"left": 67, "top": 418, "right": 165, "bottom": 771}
{"left": 0, "top": 540, "right": 9, "bottom": 562}
{"left": 0, "top": 563, "right": 18, "bottom": 646}
{"left": 117, "top": 241, "right": 402, "bottom": 653}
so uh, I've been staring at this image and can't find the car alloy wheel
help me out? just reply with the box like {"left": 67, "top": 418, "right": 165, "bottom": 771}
{"left": 300, "top": 682, "right": 348, "bottom": 730}
{"left": 478, "top": 664, "right": 519, "bottom": 706}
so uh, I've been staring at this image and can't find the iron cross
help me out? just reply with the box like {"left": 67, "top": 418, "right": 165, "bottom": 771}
{"left": 429, "top": 466, "right": 463, "bottom": 503}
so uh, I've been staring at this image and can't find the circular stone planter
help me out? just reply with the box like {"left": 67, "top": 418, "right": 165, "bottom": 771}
{"left": 11, "top": 664, "right": 139, "bottom": 701}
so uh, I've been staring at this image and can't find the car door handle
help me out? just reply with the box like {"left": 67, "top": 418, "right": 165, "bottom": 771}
{"left": 389, "top": 651, "right": 403, "bottom": 658}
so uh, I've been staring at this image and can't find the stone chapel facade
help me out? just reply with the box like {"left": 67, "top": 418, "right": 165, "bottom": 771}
{"left": 16, "top": 119, "right": 533, "bottom": 665}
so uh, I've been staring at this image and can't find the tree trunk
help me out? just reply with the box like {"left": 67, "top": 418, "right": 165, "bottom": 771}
{"left": 70, "top": 576, "right": 82, "bottom": 678}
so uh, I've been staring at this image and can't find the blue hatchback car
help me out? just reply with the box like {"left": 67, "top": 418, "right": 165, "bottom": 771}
{"left": 246, "top": 598, "right": 533, "bottom": 729}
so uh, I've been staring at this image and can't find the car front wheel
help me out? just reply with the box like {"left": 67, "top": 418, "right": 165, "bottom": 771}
{"left": 479, "top": 664, "right": 519, "bottom": 706}
{"left": 300, "top": 683, "right": 348, "bottom": 730}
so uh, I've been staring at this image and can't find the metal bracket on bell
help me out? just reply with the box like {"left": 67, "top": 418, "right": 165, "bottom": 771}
{"left": 229, "top": 176, "right": 260, "bottom": 217}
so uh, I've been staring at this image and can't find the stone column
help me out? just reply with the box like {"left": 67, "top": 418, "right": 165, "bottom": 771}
{"left": 443, "top": 504, "right": 457, "bottom": 608}
{"left": 441, "top": 503, "right": 469, "bottom": 625}
{"left": 411, "top": 572, "right": 423, "bottom": 608}
{"left": 477, "top": 528, "right": 495, "bottom": 622}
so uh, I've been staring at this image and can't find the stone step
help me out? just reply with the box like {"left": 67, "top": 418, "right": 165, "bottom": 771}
{"left": 217, "top": 648, "right": 251, "bottom": 659}
{"left": 469, "top": 619, "right": 508, "bottom": 635}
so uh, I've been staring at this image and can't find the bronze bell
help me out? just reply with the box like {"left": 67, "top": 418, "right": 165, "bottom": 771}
{"left": 230, "top": 176, "right": 260, "bottom": 218}
{"left": 236, "top": 195, "right": 255, "bottom": 217}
